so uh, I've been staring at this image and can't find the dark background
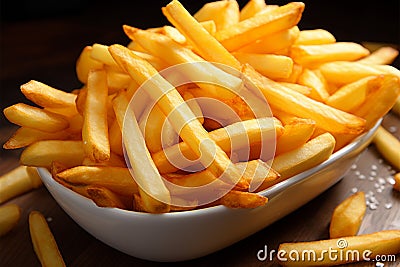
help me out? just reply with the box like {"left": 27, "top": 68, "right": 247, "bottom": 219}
{"left": 1, "top": 0, "right": 399, "bottom": 126}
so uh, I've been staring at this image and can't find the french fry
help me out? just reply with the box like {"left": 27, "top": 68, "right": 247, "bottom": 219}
{"left": 219, "top": 190, "right": 268, "bottom": 208}
{"left": 235, "top": 160, "right": 280, "bottom": 192}
{"left": 239, "top": 0, "right": 266, "bottom": 21}
{"left": 233, "top": 52, "right": 293, "bottom": 79}
{"left": 329, "top": 192, "right": 366, "bottom": 239}
{"left": 3, "top": 103, "right": 69, "bottom": 133}
{"left": 0, "top": 204, "right": 21, "bottom": 237}
{"left": 3, "top": 127, "right": 70, "bottom": 149}
{"left": 243, "top": 64, "right": 366, "bottom": 135}
{"left": 238, "top": 26, "right": 299, "bottom": 54}
{"left": 109, "top": 44, "right": 248, "bottom": 190}
{"left": 82, "top": 69, "right": 110, "bottom": 162}
{"left": 105, "top": 70, "right": 132, "bottom": 94}
{"left": 182, "top": 91, "right": 204, "bottom": 124}
{"left": 56, "top": 166, "right": 138, "bottom": 197}
{"left": 326, "top": 75, "right": 383, "bottom": 112}
{"left": 275, "top": 63, "right": 303, "bottom": 83}
{"left": 319, "top": 61, "right": 400, "bottom": 84}
{"left": 294, "top": 28, "right": 336, "bottom": 45}
{"left": 108, "top": 119, "right": 123, "bottom": 156}
{"left": 112, "top": 93, "right": 171, "bottom": 213}
{"left": 0, "top": 166, "right": 42, "bottom": 204}
{"left": 275, "top": 118, "right": 316, "bottom": 155}
{"left": 271, "top": 132, "right": 335, "bottom": 179}
{"left": 163, "top": 0, "right": 241, "bottom": 70}
{"left": 152, "top": 118, "right": 283, "bottom": 174}
{"left": 278, "top": 230, "right": 400, "bottom": 266}
{"left": 214, "top": 2, "right": 305, "bottom": 51}
{"left": 277, "top": 82, "right": 311, "bottom": 96}
{"left": 29, "top": 211, "right": 66, "bottom": 267}
{"left": 138, "top": 104, "right": 177, "bottom": 153}
{"left": 20, "top": 140, "right": 84, "bottom": 168}
{"left": 21, "top": 80, "right": 77, "bottom": 110}
{"left": 372, "top": 126, "right": 400, "bottom": 170}
{"left": 193, "top": 0, "right": 240, "bottom": 31}
{"left": 164, "top": 159, "right": 279, "bottom": 193}
{"left": 353, "top": 75, "right": 400, "bottom": 129}
{"left": 124, "top": 26, "right": 242, "bottom": 99}
{"left": 290, "top": 42, "right": 370, "bottom": 67}
{"left": 86, "top": 186, "right": 127, "bottom": 209}
{"left": 357, "top": 46, "right": 399, "bottom": 65}
{"left": 76, "top": 46, "right": 103, "bottom": 84}
{"left": 392, "top": 96, "right": 400, "bottom": 116}
{"left": 297, "top": 69, "right": 329, "bottom": 102}
{"left": 82, "top": 152, "right": 126, "bottom": 168}
{"left": 394, "top": 173, "right": 400, "bottom": 191}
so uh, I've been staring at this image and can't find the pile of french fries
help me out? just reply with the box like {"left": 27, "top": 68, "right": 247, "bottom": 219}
{"left": 2, "top": 0, "right": 400, "bottom": 214}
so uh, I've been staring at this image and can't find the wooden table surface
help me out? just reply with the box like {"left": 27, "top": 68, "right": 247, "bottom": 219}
{"left": 1, "top": 1, "right": 399, "bottom": 266}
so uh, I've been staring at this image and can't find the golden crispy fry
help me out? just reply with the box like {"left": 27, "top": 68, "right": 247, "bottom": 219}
{"left": 124, "top": 26, "right": 241, "bottom": 99}
{"left": 193, "top": 0, "right": 239, "bottom": 31}
{"left": 243, "top": 65, "right": 366, "bottom": 135}
{"left": 239, "top": 0, "right": 267, "bottom": 21}
{"left": 0, "top": 204, "right": 21, "bottom": 237}
{"left": 326, "top": 75, "right": 382, "bottom": 112}
{"left": 0, "top": 166, "right": 42, "bottom": 204}
{"left": 394, "top": 173, "right": 400, "bottom": 191}
{"left": 163, "top": 0, "right": 241, "bottom": 70}
{"left": 219, "top": 190, "right": 267, "bottom": 208}
{"left": 76, "top": 46, "right": 103, "bottom": 84}
{"left": 275, "top": 118, "right": 316, "bottom": 155}
{"left": 329, "top": 192, "right": 366, "bottom": 239}
{"left": 275, "top": 63, "right": 303, "bottom": 83}
{"left": 82, "top": 69, "right": 110, "bottom": 162}
{"left": 357, "top": 46, "right": 399, "bottom": 65}
{"left": 271, "top": 132, "right": 335, "bottom": 179}
{"left": 233, "top": 52, "right": 293, "bottom": 79}
{"left": 29, "top": 211, "right": 66, "bottom": 267}
{"left": 56, "top": 166, "right": 138, "bottom": 197}
{"left": 105, "top": 70, "right": 132, "bottom": 94}
{"left": 354, "top": 75, "right": 400, "bottom": 129}
{"left": 112, "top": 93, "right": 171, "bottom": 213}
{"left": 235, "top": 160, "right": 280, "bottom": 192}
{"left": 82, "top": 152, "right": 126, "bottom": 168}
{"left": 294, "top": 28, "right": 336, "bottom": 45}
{"left": 372, "top": 126, "right": 400, "bottom": 170}
{"left": 3, "top": 127, "right": 70, "bottom": 149}
{"left": 4, "top": 103, "right": 69, "bottom": 133}
{"left": 319, "top": 61, "right": 400, "bottom": 84}
{"left": 164, "top": 159, "right": 279, "bottom": 193}
{"left": 297, "top": 69, "right": 329, "bottom": 102}
{"left": 278, "top": 230, "right": 400, "bottom": 266}
{"left": 153, "top": 118, "right": 283, "bottom": 174}
{"left": 238, "top": 26, "right": 299, "bottom": 54}
{"left": 109, "top": 44, "right": 247, "bottom": 190}
{"left": 21, "top": 80, "right": 77, "bottom": 110}
{"left": 20, "top": 140, "right": 84, "bottom": 168}
{"left": 86, "top": 186, "right": 127, "bottom": 209}
{"left": 392, "top": 96, "right": 400, "bottom": 116}
{"left": 214, "top": 2, "right": 305, "bottom": 51}
{"left": 277, "top": 82, "right": 311, "bottom": 96}
{"left": 139, "top": 104, "right": 176, "bottom": 153}
{"left": 290, "top": 42, "right": 369, "bottom": 67}
{"left": 108, "top": 119, "right": 123, "bottom": 156}
{"left": 182, "top": 91, "right": 204, "bottom": 124}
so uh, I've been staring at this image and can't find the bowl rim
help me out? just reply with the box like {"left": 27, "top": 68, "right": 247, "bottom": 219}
{"left": 38, "top": 118, "right": 381, "bottom": 219}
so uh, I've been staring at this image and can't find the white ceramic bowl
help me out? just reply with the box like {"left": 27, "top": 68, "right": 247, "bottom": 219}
{"left": 38, "top": 120, "right": 380, "bottom": 262}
